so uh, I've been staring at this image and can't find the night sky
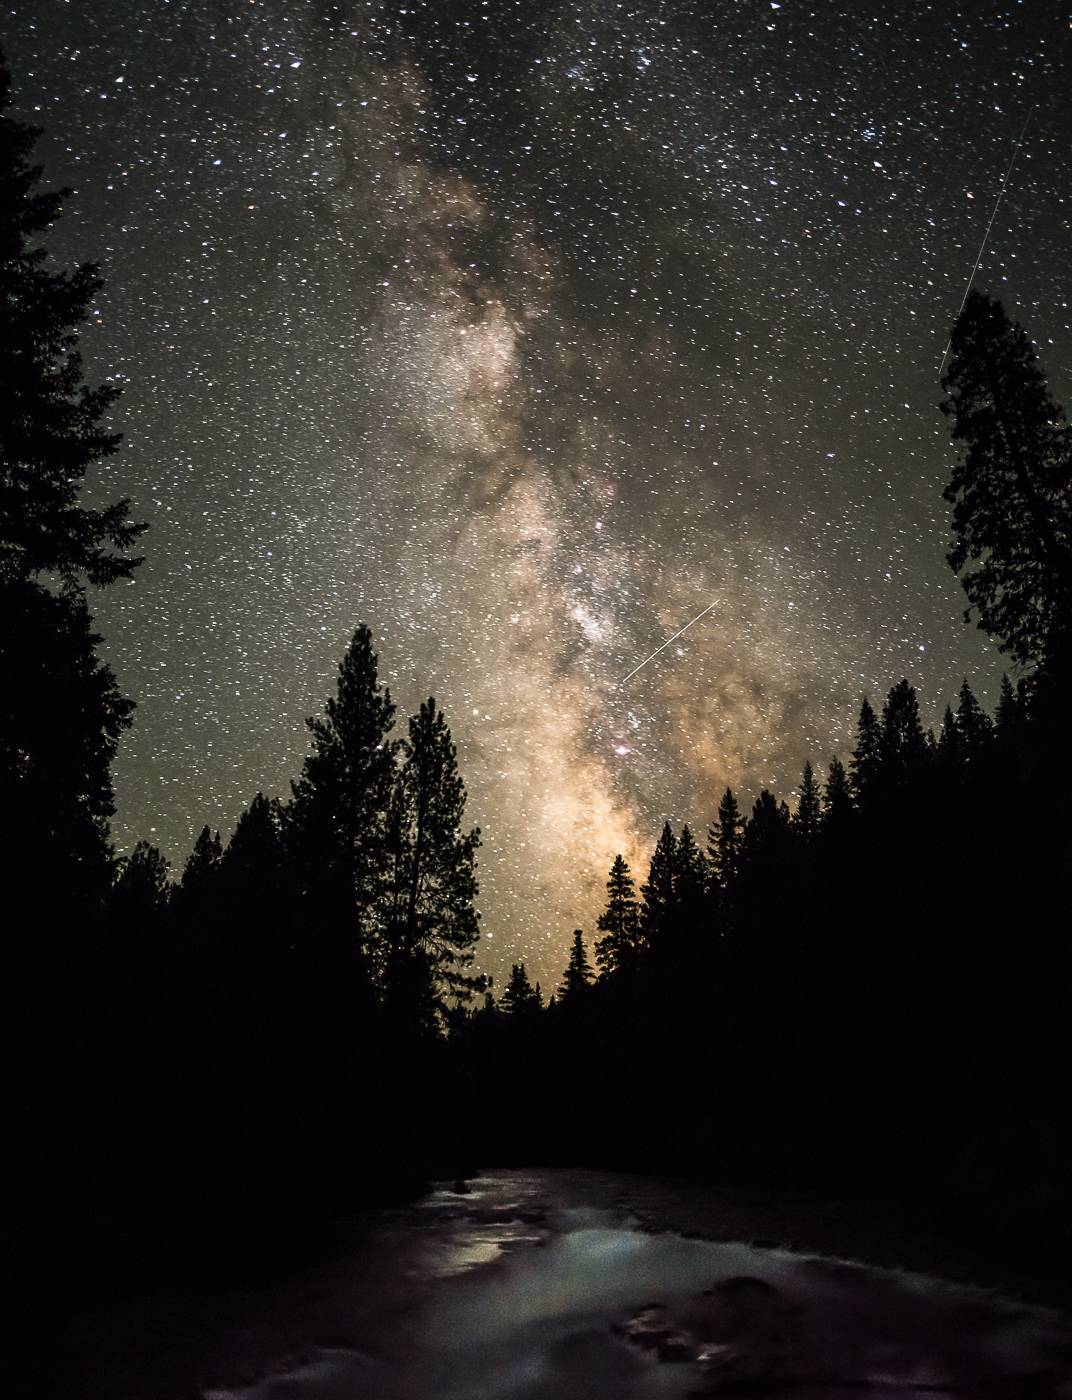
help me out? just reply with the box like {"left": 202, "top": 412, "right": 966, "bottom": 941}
{"left": 5, "top": 1, "right": 1069, "bottom": 991}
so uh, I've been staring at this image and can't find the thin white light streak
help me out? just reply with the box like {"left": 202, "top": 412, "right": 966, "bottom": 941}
{"left": 619, "top": 602, "right": 717, "bottom": 685}
{"left": 939, "top": 104, "right": 1035, "bottom": 378}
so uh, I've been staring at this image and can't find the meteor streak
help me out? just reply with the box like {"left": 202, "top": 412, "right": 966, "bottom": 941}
{"left": 619, "top": 602, "right": 717, "bottom": 685}
{"left": 939, "top": 103, "right": 1035, "bottom": 377}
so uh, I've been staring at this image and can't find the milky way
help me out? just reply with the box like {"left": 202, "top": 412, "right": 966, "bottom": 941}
{"left": 7, "top": 1, "right": 1069, "bottom": 990}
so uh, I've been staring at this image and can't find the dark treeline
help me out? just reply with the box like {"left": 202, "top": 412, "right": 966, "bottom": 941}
{"left": 0, "top": 58, "right": 482, "bottom": 1305}
{"left": 3, "top": 612, "right": 485, "bottom": 1295}
{"left": 3, "top": 42, "right": 1072, "bottom": 1315}
{"left": 450, "top": 668, "right": 1072, "bottom": 1268}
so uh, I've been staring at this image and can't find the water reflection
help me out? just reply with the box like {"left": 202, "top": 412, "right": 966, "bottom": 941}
{"left": 204, "top": 1171, "right": 1072, "bottom": 1400}
{"left": 382, "top": 1175, "right": 556, "bottom": 1278}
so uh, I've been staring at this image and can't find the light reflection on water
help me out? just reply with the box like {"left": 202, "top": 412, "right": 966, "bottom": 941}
{"left": 392, "top": 1176, "right": 555, "bottom": 1278}
{"left": 204, "top": 1171, "right": 1072, "bottom": 1400}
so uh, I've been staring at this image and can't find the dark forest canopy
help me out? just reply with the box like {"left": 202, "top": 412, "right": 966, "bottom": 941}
{"left": 488, "top": 668, "right": 1034, "bottom": 1013}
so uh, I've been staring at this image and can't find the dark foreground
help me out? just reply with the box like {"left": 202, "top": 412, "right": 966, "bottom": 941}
{"left": 10, "top": 1169, "right": 1072, "bottom": 1400}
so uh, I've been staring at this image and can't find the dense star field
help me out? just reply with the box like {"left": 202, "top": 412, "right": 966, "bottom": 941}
{"left": 5, "top": 1, "right": 1068, "bottom": 990}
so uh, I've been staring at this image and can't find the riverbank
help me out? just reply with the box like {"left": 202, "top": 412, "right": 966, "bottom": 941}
{"left": 599, "top": 1170, "right": 1072, "bottom": 1312}
{"left": 11, "top": 1167, "right": 1071, "bottom": 1400}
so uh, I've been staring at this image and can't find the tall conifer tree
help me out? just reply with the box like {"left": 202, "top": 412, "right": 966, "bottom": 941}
{"left": 879, "top": 679, "right": 929, "bottom": 785}
{"left": 822, "top": 757, "right": 853, "bottom": 829}
{"left": 940, "top": 288, "right": 1072, "bottom": 673}
{"left": 675, "top": 824, "right": 708, "bottom": 906}
{"left": 709, "top": 787, "right": 744, "bottom": 886}
{"left": 380, "top": 698, "right": 480, "bottom": 1024}
{"left": 741, "top": 789, "right": 791, "bottom": 870}
{"left": 937, "top": 705, "right": 961, "bottom": 766}
{"left": 0, "top": 54, "right": 143, "bottom": 918}
{"left": 0, "top": 56, "right": 143, "bottom": 590}
{"left": 641, "top": 821, "right": 678, "bottom": 943}
{"left": 794, "top": 761, "right": 822, "bottom": 842}
{"left": 849, "top": 697, "right": 881, "bottom": 801}
{"left": 289, "top": 624, "right": 397, "bottom": 936}
{"left": 111, "top": 840, "right": 170, "bottom": 928}
{"left": 500, "top": 963, "right": 541, "bottom": 1015}
{"left": 176, "top": 826, "right": 222, "bottom": 910}
{"left": 594, "top": 854, "right": 642, "bottom": 975}
{"left": 559, "top": 930, "right": 594, "bottom": 999}
{"left": 954, "top": 678, "right": 993, "bottom": 753}
{"left": 221, "top": 793, "right": 285, "bottom": 900}
{"left": 994, "top": 673, "right": 1023, "bottom": 739}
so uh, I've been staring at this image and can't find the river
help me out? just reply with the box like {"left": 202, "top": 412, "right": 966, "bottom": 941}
{"left": 31, "top": 1169, "right": 1072, "bottom": 1398}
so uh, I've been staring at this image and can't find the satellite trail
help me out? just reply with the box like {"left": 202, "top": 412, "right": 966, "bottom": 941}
{"left": 619, "top": 602, "right": 717, "bottom": 685}
{"left": 939, "top": 103, "right": 1035, "bottom": 377}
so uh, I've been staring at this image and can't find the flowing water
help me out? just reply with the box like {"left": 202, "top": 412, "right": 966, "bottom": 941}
{"left": 45, "top": 1170, "right": 1072, "bottom": 1399}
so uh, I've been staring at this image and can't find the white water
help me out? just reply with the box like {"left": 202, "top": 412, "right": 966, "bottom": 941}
{"left": 202, "top": 1171, "right": 1072, "bottom": 1400}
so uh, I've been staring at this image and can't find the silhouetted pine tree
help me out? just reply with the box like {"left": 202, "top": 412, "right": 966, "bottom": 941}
{"left": 474, "top": 990, "right": 499, "bottom": 1025}
{"left": 173, "top": 824, "right": 222, "bottom": 920}
{"left": 212, "top": 792, "right": 294, "bottom": 1033}
{"left": 500, "top": 963, "right": 541, "bottom": 1015}
{"left": 740, "top": 790, "right": 791, "bottom": 876}
{"left": 879, "top": 679, "right": 929, "bottom": 787}
{"left": 641, "top": 821, "right": 678, "bottom": 945}
{"left": 937, "top": 704, "right": 961, "bottom": 768}
{"left": 994, "top": 672, "right": 1024, "bottom": 740}
{"left": 676, "top": 824, "right": 708, "bottom": 907}
{"left": 380, "top": 698, "right": 481, "bottom": 1027}
{"left": 955, "top": 679, "right": 993, "bottom": 754}
{"left": 595, "top": 854, "right": 642, "bottom": 975}
{"left": 220, "top": 793, "right": 285, "bottom": 903}
{"left": 940, "top": 288, "right": 1072, "bottom": 675}
{"left": 112, "top": 840, "right": 170, "bottom": 928}
{"left": 0, "top": 55, "right": 147, "bottom": 921}
{"left": 559, "top": 930, "right": 593, "bottom": 1000}
{"left": 794, "top": 761, "right": 821, "bottom": 842}
{"left": 822, "top": 757, "right": 853, "bottom": 830}
{"left": 288, "top": 624, "right": 396, "bottom": 939}
{"left": 849, "top": 696, "right": 881, "bottom": 801}
{"left": 708, "top": 786, "right": 744, "bottom": 887}
{"left": 0, "top": 55, "right": 144, "bottom": 592}
{"left": 0, "top": 53, "right": 150, "bottom": 1301}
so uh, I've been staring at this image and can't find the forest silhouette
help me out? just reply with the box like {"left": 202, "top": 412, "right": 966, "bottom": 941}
{"left": 2, "top": 49, "right": 1071, "bottom": 1318}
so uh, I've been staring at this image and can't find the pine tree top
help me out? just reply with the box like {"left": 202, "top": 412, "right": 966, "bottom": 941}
{"left": 940, "top": 288, "right": 1072, "bottom": 671}
{"left": 559, "top": 929, "right": 594, "bottom": 997}
{"left": 794, "top": 760, "right": 822, "bottom": 839}
{"left": 0, "top": 52, "right": 145, "bottom": 592}
{"left": 500, "top": 962, "right": 541, "bottom": 1014}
